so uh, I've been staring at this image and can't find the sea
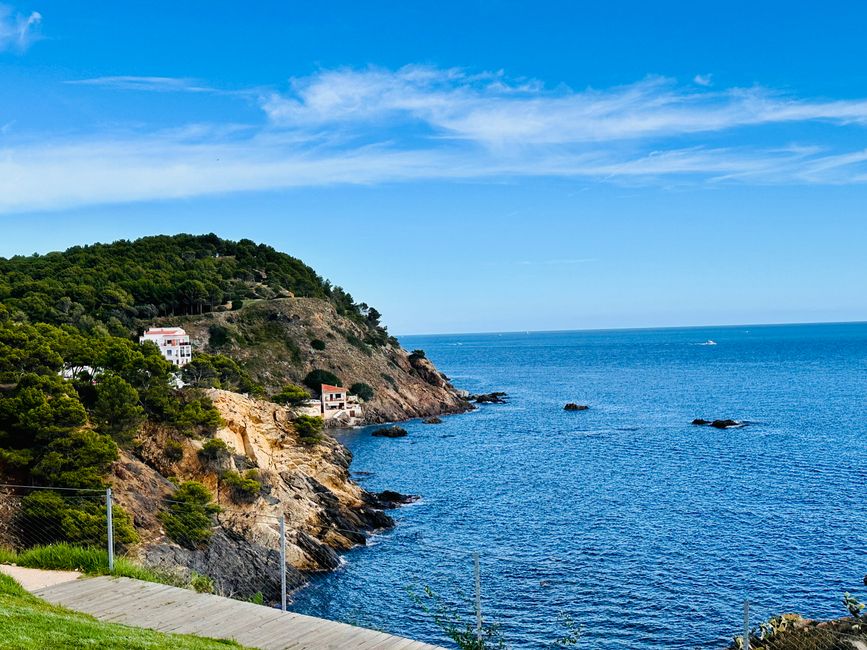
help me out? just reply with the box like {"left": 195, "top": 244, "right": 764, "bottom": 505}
{"left": 290, "top": 323, "right": 867, "bottom": 648}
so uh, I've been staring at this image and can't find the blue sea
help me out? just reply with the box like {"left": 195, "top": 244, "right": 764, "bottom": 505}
{"left": 291, "top": 323, "right": 867, "bottom": 648}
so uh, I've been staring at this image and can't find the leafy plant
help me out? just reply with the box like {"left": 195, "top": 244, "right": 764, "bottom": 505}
{"left": 303, "top": 369, "right": 342, "bottom": 393}
{"left": 293, "top": 415, "right": 324, "bottom": 444}
{"left": 221, "top": 469, "right": 261, "bottom": 503}
{"left": 159, "top": 481, "right": 220, "bottom": 549}
{"left": 271, "top": 384, "right": 310, "bottom": 406}
{"left": 349, "top": 382, "right": 374, "bottom": 402}
{"left": 310, "top": 339, "right": 326, "bottom": 351}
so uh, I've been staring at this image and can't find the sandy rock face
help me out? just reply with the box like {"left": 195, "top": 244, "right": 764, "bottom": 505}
{"left": 113, "top": 390, "right": 393, "bottom": 601}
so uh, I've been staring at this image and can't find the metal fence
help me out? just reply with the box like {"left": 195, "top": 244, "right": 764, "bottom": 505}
{"left": 1, "top": 482, "right": 866, "bottom": 649}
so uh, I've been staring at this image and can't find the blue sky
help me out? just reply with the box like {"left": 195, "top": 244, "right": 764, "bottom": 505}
{"left": 2, "top": 2, "right": 866, "bottom": 334}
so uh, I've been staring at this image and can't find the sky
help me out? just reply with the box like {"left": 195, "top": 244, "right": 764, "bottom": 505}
{"left": 1, "top": 2, "right": 866, "bottom": 334}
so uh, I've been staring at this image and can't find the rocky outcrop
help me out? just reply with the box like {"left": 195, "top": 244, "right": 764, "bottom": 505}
{"left": 471, "top": 392, "right": 507, "bottom": 404}
{"left": 422, "top": 416, "right": 443, "bottom": 424}
{"left": 564, "top": 403, "right": 589, "bottom": 411}
{"left": 371, "top": 426, "right": 408, "bottom": 438}
{"left": 692, "top": 418, "right": 747, "bottom": 429}
{"left": 173, "top": 298, "right": 471, "bottom": 424}
{"left": 112, "top": 389, "right": 399, "bottom": 601}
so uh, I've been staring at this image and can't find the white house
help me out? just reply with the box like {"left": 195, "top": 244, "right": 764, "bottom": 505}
{"left": 140, "top": 327, "right": 192, "bottom": 367}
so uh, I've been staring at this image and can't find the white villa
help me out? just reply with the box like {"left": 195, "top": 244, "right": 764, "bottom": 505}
{"left": 298, "top": 383, "right": 363, "bottom": 426}
{"left": 140, "top": 327, "right": 192, "bottom": 367}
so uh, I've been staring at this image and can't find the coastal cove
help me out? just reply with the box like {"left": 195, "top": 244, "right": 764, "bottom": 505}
{"left": 289, "top": 323, "right": 867, "bottom": 649}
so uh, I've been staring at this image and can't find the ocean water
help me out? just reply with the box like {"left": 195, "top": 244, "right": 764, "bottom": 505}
{"left": 290, "top": 323, "right": 867, "bottom": 648}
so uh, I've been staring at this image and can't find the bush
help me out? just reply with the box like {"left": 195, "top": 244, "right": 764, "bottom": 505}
{"left": 18, "top": 492, "right": 138, "bottom": 547}
{"left": 163, "top": 439, "right": 184, "bottom": 462}
{"left": 310, "top": 339, "right": 326, "bottom": 351}
{"left": 198, "top": 438, "right": 230, "bottom": 470}
{"left": 208, "top": 324, "right": 231, "bottom": 348}
{"left": 271, "top": 384, "right": 310, "bottom": 406}
{"left": 293, "top": 415, "right": 324, "bottom": 444}
{"left": 222, "top": 469, "right": 261, "bottom": 503}
{"left": 303, "top": 369, "right": 342, "bottom": 393}
{"left": 189, "top": 571, "right": 215, "bottom": 594}
{"left": 175, "top": 390, "right": 222, "bottom": 436}
{"left": 159, "top": 481, "right": 219, "bottom": 549}
{"left": 231, "top": 299, "right": 244, "bottom": 311}
{"left": 349, "top": 382, "right": 374, "bottom": 402}
{"left": 409, "top": 349, "right": 426, "bottom": 362}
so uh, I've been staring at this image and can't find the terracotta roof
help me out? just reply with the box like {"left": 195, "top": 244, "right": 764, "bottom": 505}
{"left": 321, "top": 384, "right": 344, "bottom": 393}
{"left": 142, "top": 327, "right": 187, "bottom": 336}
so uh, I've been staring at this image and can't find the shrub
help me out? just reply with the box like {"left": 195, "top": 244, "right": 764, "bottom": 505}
{"left": 189, "top": 571, "right": 215, "bottom": 594}
{"left": 208, "top": 324, "right": 231, "bottom": 348}
{"left": 163, "top": 439, "right": 184, "bottom": 462}
{"left": 198, "top": 438, "right": 230, "bottom": 470}
{"left": 293, "top": 415, "right": 324, "bottom": 444}
{"left": 175, "top": 390, "right": 222, "bottom": 436}
{"left": 310, "top": 339, "right": 326, "bottom": 351}
{"left": 303, "top": 369, "right": 341, "bottom": 393}
{"left": 159, "top": 481, "right": 219, "bottom": 549}
{"left": 222, "top": 469, "right": 261, "bottom": 503}
{"left": 231, "top": 299, "right": 244, "bottom": 310}
{"left": 18, "top": 492, "right": 138, "bottom": 547}
{"left": 271, "top": 384, "right": 310, "bottom": 406}
{"left": 409, "top": 349, "right": 426, "bottom": 362}
{"left": 349, "top": 382, "right": 374, "bottom": 402}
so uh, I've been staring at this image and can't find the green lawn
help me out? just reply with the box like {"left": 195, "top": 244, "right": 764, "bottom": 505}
{"left": 0, "top": 572, "right": 248, "bottom": 650}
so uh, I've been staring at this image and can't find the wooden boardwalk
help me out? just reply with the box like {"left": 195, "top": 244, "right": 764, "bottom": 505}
{"left": 35, "top": 575, "right": 445, "bottom": 650}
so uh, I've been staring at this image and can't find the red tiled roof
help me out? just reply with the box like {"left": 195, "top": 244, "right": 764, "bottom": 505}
{"left": 143, "top": 327, "right": 186, "bottom": 335}
{"left": 321, "top": 384, "right": 344, "bottom": 393}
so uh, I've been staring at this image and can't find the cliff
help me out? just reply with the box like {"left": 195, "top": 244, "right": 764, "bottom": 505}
{"left": 171, "top": 297, "right": 470, "bottom": 424}
{"left": 111, "top": 389, "right": 396, "bottom": 600}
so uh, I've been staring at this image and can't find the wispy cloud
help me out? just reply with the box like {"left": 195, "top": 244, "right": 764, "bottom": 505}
{"left": 67, "top": 76, "right": 215, "bottom": 93}
{"left": 3, "top": 65, "right": 867, "bottom": 213}
{"left": 0, "top": 4, "right": 41, "bottom": 53}
{"left": 693, "top": 73, "right": 713, "bottom": 87}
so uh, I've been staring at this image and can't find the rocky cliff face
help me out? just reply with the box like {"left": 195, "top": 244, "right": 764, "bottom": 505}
{"left": 174, "top": 297, "right": 470, "bottom": 423}
{"left": 111, "top": 389, "right": 396, "bottom": 601}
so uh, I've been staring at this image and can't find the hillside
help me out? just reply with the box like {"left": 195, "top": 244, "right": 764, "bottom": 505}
{"left": 170, "top": 298, "right": 467, "bottom": 423}
{"left": 0, "top": 233, "right": 469, "bottom": 601}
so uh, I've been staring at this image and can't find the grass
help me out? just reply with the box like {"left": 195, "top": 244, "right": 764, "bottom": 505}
{"left": 0, "top": 543, "right": 201, "bottom": 590}
{"left": 0, "top": 572, "right": 247, "bottom": 649}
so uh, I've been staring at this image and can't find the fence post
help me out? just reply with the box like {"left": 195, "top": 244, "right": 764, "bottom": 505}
{"left": 474, "top": 551, "right": 482, "bottom": 641}
{"left": 106, "top": 487, "right": 114, "bottom": 573}
{"left": 279, "top": 515, "right": 287, "bottom": 612}
{"left": 743, "top": 599, "right": 750, "bottom": 650}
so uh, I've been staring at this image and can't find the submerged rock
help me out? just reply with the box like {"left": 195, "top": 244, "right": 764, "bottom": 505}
{"left": 423, "top": 416, "right": 443, "bottom": 424}
{"left": 371, "top": 426, "right": 408, "bottom": 438}
{"left": 564, "top": 403, "right": 589, "bottom": 411}
{"left": 375, "top": 490, "right": 420, "bottom": 508}
{"left": 471, "top": 392, "right": 507, "bottom": 404}
{"left": 692, "top": 418, "right": 746, "bottom": 429}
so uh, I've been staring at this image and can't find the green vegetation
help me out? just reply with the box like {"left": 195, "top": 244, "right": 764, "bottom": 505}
{"left": 181, "top": 353, "right": 262, "bottom": 395}
{"left": 198, "top": 439, "right": 230, "bottom": 470}
{"left": 159, "top": 481, "right": 220, "bottom": 549}
{"left": 0, "top": 571, "right": 243, "bottom": 649}
{"left": 303, "top": 369, "right": 342, "bottom": 393}
{"left": 271, "top": 383, "right": 310, "bottom": 406}
{"left": 310, "top": 338, "right": 326, "bottom": 350}
{"left": 349, "top": 382, "right": 375, "bottom": 402}
{"left": 163, "top": 439, "right": 185, "bottom": 462}
{"left": 18, "top": 490, "right": 137, "bottom": 547}
{"left": 409, "top": 349, "right": 426, "bottom": 362}
{"left": 221, "top": 470, "right": 261, "bottom": 503}
{"left": 293, "top": 415, "right": 324, "bottom": 445}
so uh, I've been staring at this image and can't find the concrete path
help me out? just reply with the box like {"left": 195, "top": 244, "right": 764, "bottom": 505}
{"left": 33, "top": 575, "right": 445, "bottom": 650}
{"left": 0, "top": 564, "right": 81, "bottom": 590}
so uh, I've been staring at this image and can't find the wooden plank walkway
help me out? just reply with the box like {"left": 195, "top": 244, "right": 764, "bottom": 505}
{"left": 34, "top": 575, "right": 445, "bottom": 650}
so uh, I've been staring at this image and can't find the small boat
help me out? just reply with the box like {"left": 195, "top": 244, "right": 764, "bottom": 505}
{"left": 699, "top": 339, "right": 717, "bottom": 346}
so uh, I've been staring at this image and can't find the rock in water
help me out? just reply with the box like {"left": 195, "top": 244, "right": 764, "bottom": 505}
{"left": 711, "top": 419, "right": 744, "bottom": 429}
{"left": 375, "top": 490, "right": 420, "bottom": 507}
{"left": 692, "top": 418, "right": 746, "bottom": 428}
{"left": 564, "top": 403, "right": 589, "bottom": 411}
{"left": 371, "top": 426, "right": 408, "bottom": 438}
{"left": 471, "top": 392, "right": 507, "bottom": 404}
{"left": 423, "top": 416, "right": 443, "bottom": 424}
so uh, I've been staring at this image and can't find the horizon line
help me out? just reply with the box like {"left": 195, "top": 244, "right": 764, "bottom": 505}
{"left": 395, "top": 318, "right": 867, "bottom": 338}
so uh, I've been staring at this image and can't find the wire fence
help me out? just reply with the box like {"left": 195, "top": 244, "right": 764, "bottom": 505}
{"left": 0, "top": 482, "right": 866, "bottom": 649}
